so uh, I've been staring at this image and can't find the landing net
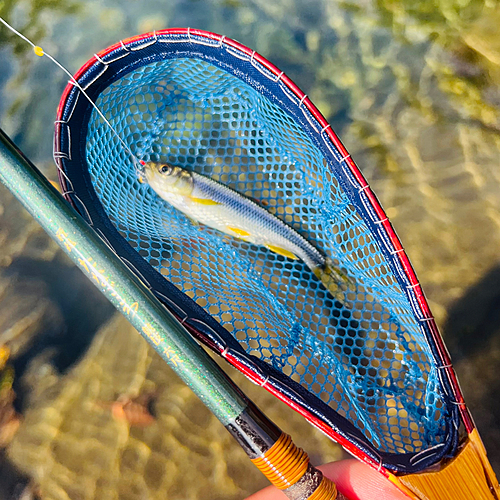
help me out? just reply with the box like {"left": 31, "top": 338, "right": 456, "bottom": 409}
{"left": 55, "top": 30, "right": 460, "bottom": 473}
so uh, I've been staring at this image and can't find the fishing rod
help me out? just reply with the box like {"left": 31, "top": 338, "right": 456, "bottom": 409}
{"left": 0, "top": 17, "right": 345, "bottom": 498}
{"left": 0, "top": 128, "right": 344, "bottom": 499}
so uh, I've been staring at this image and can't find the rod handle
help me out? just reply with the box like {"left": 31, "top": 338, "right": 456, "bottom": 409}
{"left": 251, "top": 433, "right": 348, "bottom": 500}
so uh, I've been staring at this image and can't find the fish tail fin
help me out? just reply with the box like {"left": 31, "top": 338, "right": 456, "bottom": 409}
{"left": 314, "top": 258, "right": 355, "bottom": 306}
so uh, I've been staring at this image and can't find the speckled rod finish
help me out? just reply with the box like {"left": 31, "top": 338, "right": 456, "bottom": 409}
{"left": 0, "top": 127, "right": 343, "bottom": 500}
{"left": 0, "top": 127, "right": 247, "bottom": 426}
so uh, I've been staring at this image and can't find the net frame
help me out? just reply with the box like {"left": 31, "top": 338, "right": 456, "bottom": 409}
{"left": 53, "top": 28, "right": 470, "bottom": 475}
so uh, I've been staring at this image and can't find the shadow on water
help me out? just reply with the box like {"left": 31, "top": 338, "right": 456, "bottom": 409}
{"left": 3, "top": 253, "right": 115, "bottom": 407}
{"left": 443, "top": 265, "right": 500, "bottom": 473}
{"left": 443, "top": 265, "right": 500, "bottom": 360}
{"left": 0, "top": 451, "right": 40, "bottom": 500}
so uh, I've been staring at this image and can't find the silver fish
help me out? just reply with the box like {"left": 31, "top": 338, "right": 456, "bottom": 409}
{"left": 143, "top": 162, "right": 352, "bottom": 302}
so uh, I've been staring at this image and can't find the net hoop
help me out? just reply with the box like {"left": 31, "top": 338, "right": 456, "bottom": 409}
{"left": 54, "top": 28, "right": 469, "bottom": 474}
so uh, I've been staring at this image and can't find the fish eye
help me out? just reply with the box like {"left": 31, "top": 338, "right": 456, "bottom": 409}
{"left": 160, "top": 164, "right": 172, "bottom": 175}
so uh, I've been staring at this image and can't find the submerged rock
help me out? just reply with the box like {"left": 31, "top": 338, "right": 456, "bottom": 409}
{"left": 6, "top": 314, "right": 342, "bottom": 500}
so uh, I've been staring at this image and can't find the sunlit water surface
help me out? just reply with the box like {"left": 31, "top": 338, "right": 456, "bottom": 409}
{"left": 0, "top": 0, "right": 500, "bottom": 498}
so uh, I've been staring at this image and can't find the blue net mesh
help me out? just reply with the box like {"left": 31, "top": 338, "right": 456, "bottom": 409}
{"left": 85, "top": 57, "right": 447, "bottom": 455}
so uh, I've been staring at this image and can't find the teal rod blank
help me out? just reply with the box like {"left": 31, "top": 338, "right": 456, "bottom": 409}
{"left": 0, "top": 127, "right": 247, "bottom": 425}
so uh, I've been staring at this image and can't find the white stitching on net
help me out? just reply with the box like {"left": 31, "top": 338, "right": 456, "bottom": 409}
{"left": 418, "top": 316, "right": 435, "bottom": 323}
{"left": 341, "top": 165, "right": 358, "bottom": 189}
{"left": 322, "top": 139, "right": 339, "bottom": 166}
{"left": 93, "top": 53, "right": 106, "bottom": 65}
{"left": 68, "top": 69, "right": 105, "bottom": 91}
{"left": 265, "top": 69, "right": 285, "bottom": 83}
{"left": 188, "top": 318, "right": 226, "bottom": 346}
{"left": 72, "top": 194, "right": 93, "bottom": 225}
{"left": 248, "top": 49, "right": 283, "bottom": 82}
{"left": 301, "top": 106, "right": 320, "bottom": 133}
{"left": 128, "top": 35, "right": 158, "bottom": 51}
{"left": 53, "top": 122, "right": 72, "bottom": 161}
{"left": 120, "top": 40, "right": 131, "bottom": 52}
{"left": 192, "top": 33, "right": 223, "bottom": 47}
{"left": 95, "top": 228, "right": 121, "bottom": 256}
{"left": 320, "top": 123, "right": 331, "bottom": 133}
{"left": 152, "top": 290, "right": 189, "bottom": 322}
{"left": 409, "top": 443, "right": 445, "bottom": 466}
{"left": 93, "top": 51, "right": 129, "bottom": 65}
{"left": 54, "top": 166, "right": 74, "bottom": 191}
{"left": 120, "top": 258, "right": 151, "bottom": 288}
{"left": 62, "top": 91, "right": 80, "bottom": 123}
{"left": 436, "top": 364, "right": 451, "bottom": 397}
{"left": 224, "top": 44, "right": 249, "bottom": 62}
{"left": 358, "top": 195, "right": 378, "bottom": 224}
{"left": 53, "top": 151, "right": 70, "bottom": 161}
{"left": 389, "top": 248, "right": 405, "bottom": 255}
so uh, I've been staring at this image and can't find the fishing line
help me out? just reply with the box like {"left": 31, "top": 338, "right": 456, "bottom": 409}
{"left": 1, "top": 18, "right": 355, "bottom": 306}
{"left": 0, "top": 20, "right": 349, "bottom": 499}
{"left": 0, "top": 17, "right": 144, "bottom": 174}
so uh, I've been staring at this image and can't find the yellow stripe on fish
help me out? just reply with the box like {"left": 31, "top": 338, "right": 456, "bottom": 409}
{"left": 265, "top": 244, "right": 299, "bottom": 260}
{"left": 189, "top": 196, "right": 222, "bottom": 205}
{"left": 227, "top": 226, "right": 251, "bottom": 238}
{"left": 143, "top": 162, "right": 353, "bottom": 304}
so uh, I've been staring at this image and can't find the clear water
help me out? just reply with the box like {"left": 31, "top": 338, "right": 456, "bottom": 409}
{"left": 1, "top": 0, "right": 500, "bottom": 498}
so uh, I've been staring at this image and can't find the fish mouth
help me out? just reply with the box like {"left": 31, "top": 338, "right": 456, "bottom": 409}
{"left": 135, "top": 159, "right": 147, "bottom": 183}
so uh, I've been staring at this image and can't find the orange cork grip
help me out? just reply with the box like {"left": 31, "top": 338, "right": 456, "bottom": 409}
{"left": 251, "top": 432, "right": 339, "bottom": 499}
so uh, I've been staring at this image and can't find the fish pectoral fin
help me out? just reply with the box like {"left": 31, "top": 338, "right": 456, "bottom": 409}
{"left": 324, "top": 258, "right": 356, "bottom": 286}
{"left": 226, "top": 226, "right": 251, "bottom": 238}
{"left": 189, "top": 196, "right": 222, "bottom": 206}
{"left": 49, "top": 180, "right": 61, "bottom": 192}
{"left": 265, "top": 244, "right": 299, "bottom": 260}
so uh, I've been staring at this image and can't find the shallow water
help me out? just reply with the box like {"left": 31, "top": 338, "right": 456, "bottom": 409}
{"left": 0, "top": 0, "right": 500, "bottom": 498}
